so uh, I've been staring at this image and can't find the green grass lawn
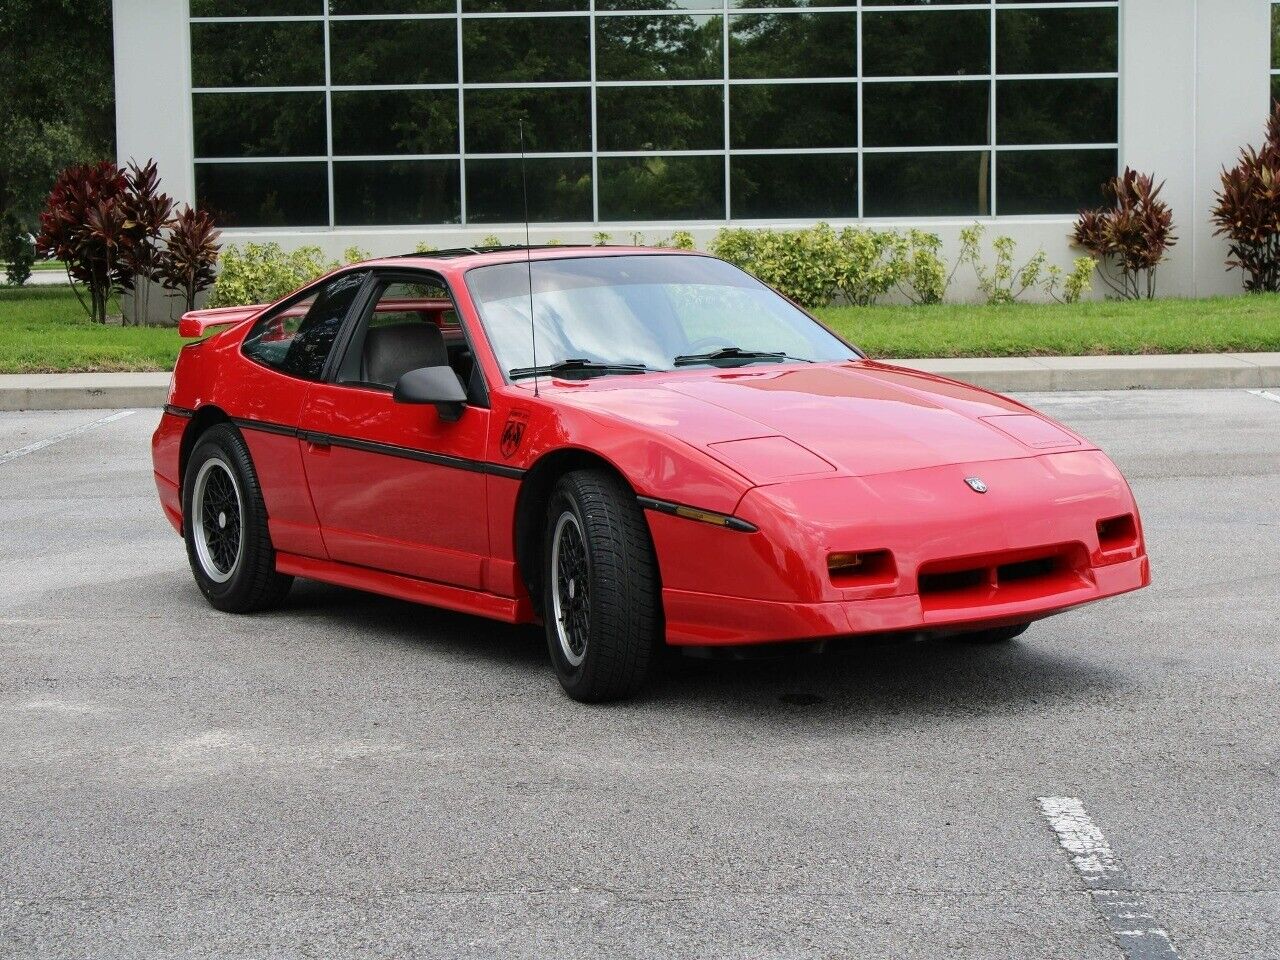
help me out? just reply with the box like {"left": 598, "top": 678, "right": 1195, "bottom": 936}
{"left": 0, "top": 287, "right": 180, "bottom": 373}
{"left": 1, "top": 285, "right": 1278, "bottom": 374}
{"left": 816, "top": 295, "right": 1280, "bottom": 358}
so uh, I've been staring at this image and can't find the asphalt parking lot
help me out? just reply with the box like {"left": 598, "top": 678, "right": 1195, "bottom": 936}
{"left": 1, "top": 389, "right": 1277, "bottom": 959}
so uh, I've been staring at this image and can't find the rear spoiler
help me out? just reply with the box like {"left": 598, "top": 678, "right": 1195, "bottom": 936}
{"left": 178, "top": 304, "right": 264, "bottom": 339}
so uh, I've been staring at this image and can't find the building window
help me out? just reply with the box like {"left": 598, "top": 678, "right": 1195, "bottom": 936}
{"left": 1273, "top": 1, "right": 1280, "bottom": 105}
{"left": 190, "top": 0, "right": 1118, "bottom": 228}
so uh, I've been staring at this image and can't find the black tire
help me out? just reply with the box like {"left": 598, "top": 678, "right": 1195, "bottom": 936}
{"left": 542, "top": 470, "right": 661, "bottom": 702}
{"left": 183, "top": 423, "right": 292, "bottom": 613}
{"left": 953, "top": 623, "right": 1030, "bottom": 644}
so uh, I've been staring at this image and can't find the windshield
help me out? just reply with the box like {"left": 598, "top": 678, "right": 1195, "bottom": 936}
{"left": 465, "top": 254, "right": 859, "bottom": 380}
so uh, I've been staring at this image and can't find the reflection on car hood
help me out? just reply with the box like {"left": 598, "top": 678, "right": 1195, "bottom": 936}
{"left": 552, "top": 361, "right": 1093, "bottom": 482}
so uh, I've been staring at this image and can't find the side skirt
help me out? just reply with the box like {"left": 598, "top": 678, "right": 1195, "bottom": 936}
{"left": 275, "top": 552, "right": 536, "bottom": 625}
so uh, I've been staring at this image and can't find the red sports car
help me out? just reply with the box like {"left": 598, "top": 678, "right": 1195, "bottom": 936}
{"left": 152, "top": 246, "right": 1149, "bottom": 701}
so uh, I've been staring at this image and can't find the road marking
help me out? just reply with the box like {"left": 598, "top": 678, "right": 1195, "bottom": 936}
{"left": 1037, "top": 797, "right": 1180, "bottom": 960}
{"left": 1248, "top": 389, "right": 1280, "bottom": 405}
{"left": 0, "top": 410, "right": 136, "bottom": 465}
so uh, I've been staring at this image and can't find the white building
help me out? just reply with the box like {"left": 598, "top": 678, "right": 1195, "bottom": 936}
{"left": 114, "top": 0, "right": 1275, "bottom": 298}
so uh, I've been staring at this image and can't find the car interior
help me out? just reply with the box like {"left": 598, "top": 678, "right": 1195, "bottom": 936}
{"left": 336, "top": 278, "right": 487, "bottom": 406}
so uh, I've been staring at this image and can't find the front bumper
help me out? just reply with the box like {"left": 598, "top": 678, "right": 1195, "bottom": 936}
{"left": 648, "top": 450, "right": 1150, "bottom": 647}
{"left": 663, "top": 554, "right": 1149, "bottom": 646}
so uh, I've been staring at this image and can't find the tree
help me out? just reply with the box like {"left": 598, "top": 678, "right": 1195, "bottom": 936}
{"left": 0, "top": 1, "right": 115, "bottom": 228}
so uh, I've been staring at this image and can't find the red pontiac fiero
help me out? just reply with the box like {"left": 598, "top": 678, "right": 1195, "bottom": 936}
{"left": 153, "top": 247, "right": 1149, "bottom": 701}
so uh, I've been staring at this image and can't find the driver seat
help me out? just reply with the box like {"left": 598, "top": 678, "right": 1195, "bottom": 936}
{"left": 363, "top": 322, "right": 448, "bottom": 388}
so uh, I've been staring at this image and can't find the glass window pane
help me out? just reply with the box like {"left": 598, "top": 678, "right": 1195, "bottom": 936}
{"left": 732, "top": 0, "right": 854, "bottom": 7}
{"left": 465, "top": 158, "right": 592, "bottom": 222}
{"left": 729, "top": 13, "right": 856, "bottom": 80}
{"left": 249, "top": 271, "right": 367, "bottom": 382}
{"left": 191, "top": 22, "right": 324, "bottom": 87}
{"left": 331, "top": 0, "right": 453, "bottom": 12}
{"left": 333, "top": 159, "right": 461, "bottom": 225}
{"left": 599, "top": 155, "right": 724, "bottom": 221}
{"left": 863, "top": 81, "right": 989, "bottom": 148}
{"left": 861, "top": 11, "right": 989, "bottom": 78}
{"left": 997, "top": 9, "right": 1118, "bottom": 75}
{"left": 863, "top": 151, "right": 991, "bottom": 218}
{"left": 730, "top": 154, "right": 857, "bottom": 220}
{"left": 597, "top": 85, "right": 723, "bottom": 152}
{"left": 194, "top": 93, "right": 327, "bottom": 158}
{"left": 1274, "top": 5, "right": 1280, "bottom": 70}
{"left": 195, "top": 162, "right": 329, "bottom": 227}
{"left": 463, "top": 17, "right": 589, "bottom": 83}
{"left": 730, "top": 82, "right": 856, "bottom": 149}
{"left": 997, "top": 78, "right": 1117, "bottom": 145}
{"left": 464, "top": 0, "right": 586, "bottom": 11}
{"left": 599, "top": 0, "right": 720, "bottom": 9}
{"left": 332, "top": 90, "right": 459, "bottom": 155}
{"left": 1273, "top": 73, "right": 1280, "bottom": 107}
{"left": 330, "top": 19, "right": 458, "bottom": 85}
{"left": 192, "top": 0, "right": 319, "bottom": 14}
{"left": 996, "top": 149, "right": 1116, "bottom": 216}
{"left": 595, "top": 15, "right": 722, "bottom": 82}
{"left": 464, "top": 88, "right": 591, "bottom": 153}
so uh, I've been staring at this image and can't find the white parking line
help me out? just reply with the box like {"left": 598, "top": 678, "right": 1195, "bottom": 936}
{"left": 0, "top": 410, "right": 137, "bottom": 466}
{"left": 1248, "top": 389, "right": 1280, "bottom": 405}
{"left": 1038, "top": 797, "right": 1180, "bottom": 960}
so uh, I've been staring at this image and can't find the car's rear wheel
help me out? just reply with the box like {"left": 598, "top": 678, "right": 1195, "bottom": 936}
{"left": 542, "top": 470, "right": 660, "bottom": 702}
{"left": 953, "top": 623, "right": 1030, "bottom": 644}
{"left": 183, "top": 423, "right": 292, "bottom": 613}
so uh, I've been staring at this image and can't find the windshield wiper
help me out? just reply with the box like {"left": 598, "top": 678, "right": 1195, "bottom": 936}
{"left": 672, "top": 347, "right": 814, "bottom": 367}
{"left": 508, "top": 358, "right": 650, "bottom": 381}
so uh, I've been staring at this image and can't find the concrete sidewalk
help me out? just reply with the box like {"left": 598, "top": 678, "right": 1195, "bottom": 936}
{"left": 2, "top": 354, "right": 1279, "bottom": 411}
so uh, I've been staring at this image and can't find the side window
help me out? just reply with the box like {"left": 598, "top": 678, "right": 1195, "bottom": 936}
{"left": 337, "top": 276, "right": 465, "bottom": 388}
{"left": 242, "top": 271, "right": 368, "bottom": 380}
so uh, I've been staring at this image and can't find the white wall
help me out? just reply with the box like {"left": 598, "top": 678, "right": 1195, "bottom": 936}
{"left": 114, "top": 0, "right": 1274, "bottom": 302}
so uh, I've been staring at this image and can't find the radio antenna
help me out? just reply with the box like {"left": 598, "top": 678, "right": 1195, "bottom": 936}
{"left": 518, "top": 119, "right": 539, "bottom": 397}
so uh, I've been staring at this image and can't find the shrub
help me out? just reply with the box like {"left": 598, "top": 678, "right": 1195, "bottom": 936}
{"left": 1211, "top": 103, "right": 1280, "bottom": 292}
{"left": 479, "top": 234, "right": 502, "bottom": 248}
{"left": 36, "top": 159, "right": 131, "bottom": 323}
{"left": 888, "top": 230, "right": 949, "bottom": 305}
{"left": 343, "top": 245, "right": 371, "bottom": 264}
{"left": 119, "top": 159, "right": 175, "bottom": 325}
{"left": 157, "top": 205, "right": 220, "bottom": 312}
{"left": 832, "top": 227, "right": 904, "bottom": 306}
{"left": 1, "top": 213, "right": 34, "bottom": 287}
{"left": 958, "top": 224, "right": 1091, "bottom": 305}
{"left": 1073, "top": 168, "right": 1176, "bottom": 299}
{"left": 207, "top": 242, "right": 334, "bottom": 308}
{"left": 654, "top": 230, "right": 696, "bottom": 250}
{"left": 710, "top": 224, "right": 840, "bottom": 308}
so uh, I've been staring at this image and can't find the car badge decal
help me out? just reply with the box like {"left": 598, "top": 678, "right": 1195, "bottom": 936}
{"left": 500, "top": 414, "right": 527, "bottom": 459}
{"left": 965, "top": 477, "right": 988, "bottom": 494}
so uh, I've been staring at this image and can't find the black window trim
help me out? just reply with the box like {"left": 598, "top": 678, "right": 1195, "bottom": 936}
{"left": 327, "top": 265, "right": 491, "bottom": 409}
{"left": 239, "top": 267, "right": 374, "bottom": 383}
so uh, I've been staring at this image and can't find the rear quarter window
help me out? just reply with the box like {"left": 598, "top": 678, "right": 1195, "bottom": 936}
{"left": 242, "top": 270, "right": 368, "bottom": 380}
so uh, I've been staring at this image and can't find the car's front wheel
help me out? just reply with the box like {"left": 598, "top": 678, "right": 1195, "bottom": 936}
{"left": 183, "top": 423, "right": 292, "bottom": 613}
{"left": 542, "top": 470, "right": 661, "bottom": 702}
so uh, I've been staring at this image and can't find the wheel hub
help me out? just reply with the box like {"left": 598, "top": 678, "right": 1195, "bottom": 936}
{"left": 551, "top": 511, "right": 590, "bottom": 667}
{"left": 192, "top": 458, "right": 244, "bottom": 585}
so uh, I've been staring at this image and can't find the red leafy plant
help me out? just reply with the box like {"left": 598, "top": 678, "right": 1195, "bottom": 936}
{"left": 36, "top": 160, "right": 130, "bottom": 324}
{"left": 1072, "top": 168, "right": 1177, "bottom": 300}
{"left": 1211, "top": 102, "right": 1280, "bottom": 292}
{"left": 157, "top": 205, "right": 221, "bottom": 312}
{"left": 36, "top": 159, "right": 220, "bottom": 323}
{"left": 120, "top": 160, "right": 175, "bottom": 324}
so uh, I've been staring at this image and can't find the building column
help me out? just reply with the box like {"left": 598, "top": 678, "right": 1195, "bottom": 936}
{"left": 112, "top": 0, "right": 195, "bottom": 207}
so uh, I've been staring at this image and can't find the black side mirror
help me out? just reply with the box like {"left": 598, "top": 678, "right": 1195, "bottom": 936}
{"left": 393, "top": 365, "right": 467, "bottom": 422}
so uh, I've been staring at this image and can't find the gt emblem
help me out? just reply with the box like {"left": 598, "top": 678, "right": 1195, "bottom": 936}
{"left": 965, "top": 477, "right": 988, "bottom": 494}
{"left": 500, "top": 416, "right": 527, "bottom": 459}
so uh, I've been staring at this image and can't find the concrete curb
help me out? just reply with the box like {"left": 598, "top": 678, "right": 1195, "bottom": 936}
{"left": 2, "top": 355, "right": 1279, "bottom": 411}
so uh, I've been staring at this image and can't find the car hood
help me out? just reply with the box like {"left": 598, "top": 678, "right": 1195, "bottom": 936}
{"left": 553, "top": 361, "right": 1092, "bottom": 483}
